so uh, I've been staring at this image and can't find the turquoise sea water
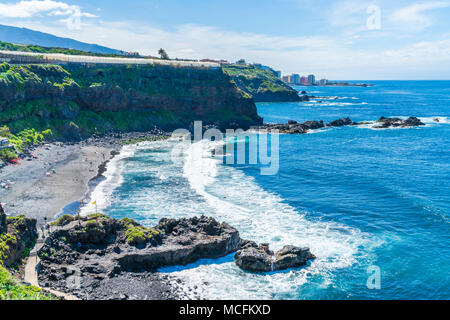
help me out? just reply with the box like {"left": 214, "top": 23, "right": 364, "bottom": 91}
{"left": 83, "top": 81, "right": 450, "bottom": 299}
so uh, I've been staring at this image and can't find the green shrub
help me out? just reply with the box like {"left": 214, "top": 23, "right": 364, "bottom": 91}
{"left": 124, "top": 225, "right": 160, "bottom": 246}
{"left": 125, "top": 226, "right": 147, "bottom": 245}
{"left": 50, "top": 215, "right": 74, "bottom": 227}
{"left": 41, "top": 129, "right": 53, "bottom": 139}
{"left": 87, "top": 213, "right": 108, "bottom": 220}
{"left": 0, "top": 233, "right": 17, "bottom": 265}
{"left": 120, "top": 217, "right": 139, "bottom": 227}
{"left": 0, "top": 148, "right": 18, "bottom": 162}
{"left": 85, "top": 220, "right": 102, "bottom": 229}
{"left": 0, "top": 266, "right": 57, "bottom": 300}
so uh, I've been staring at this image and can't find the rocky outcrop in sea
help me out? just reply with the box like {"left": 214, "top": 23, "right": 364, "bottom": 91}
{"left": 38, "top": 215, "right": 240, "bottom": 299}
{"left": 372, "top": 117, "right": 425, "bottom": 129}
{"left": 253, "top": 116, "right": 426, "bottom": 134}
{"left": 37, "top": 214, "right": 316, "bottom": 299}
{"left": 253, "top": 118, "right": 346, "bottom": 134}
{"left": 235, "top": 242, "right": 315, "bottom": 272}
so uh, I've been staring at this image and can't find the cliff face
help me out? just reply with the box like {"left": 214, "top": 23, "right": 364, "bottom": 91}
{"left": 0, "top": 205, "right": 6, "bottom": 234}
{"left": 223, "top": 65, "right": 300, "bottom": 102}
{"left": 249, "top": 89, "right": 301, "bottom": 102}
{"left": 0, "top": 215, "right": 37, "bottom": 268}
{"left": 0, "top": 63, "right": 262, "bottom": 138}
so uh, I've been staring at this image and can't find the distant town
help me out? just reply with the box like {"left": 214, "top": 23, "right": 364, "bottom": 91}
{"left": 198, "top": 58, "right": 373, "bottom": 87}
{"left": 278, "top": 72, "right": 372, "bottom": 87}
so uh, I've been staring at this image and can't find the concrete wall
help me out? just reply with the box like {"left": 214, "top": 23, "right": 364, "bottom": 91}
{"left": 0, "top": 50, "right": 220, "bottom": 69}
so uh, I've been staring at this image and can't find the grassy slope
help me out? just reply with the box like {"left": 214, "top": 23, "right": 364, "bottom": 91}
{"left": 223, "top": 64, "right": 298, "bottom": 101}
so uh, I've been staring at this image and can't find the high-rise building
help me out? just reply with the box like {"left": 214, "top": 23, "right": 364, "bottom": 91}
{"left": 300, "top": 76, "right": 308, "bottom": 84}
{"left": 282, "top": 75, "right": 290, "bottom": 83}
{"left": 307, "top": 74, "right": 316, "bottom": 85}
{"left": 291, "top": 74, "right": 300, "bottom": 84}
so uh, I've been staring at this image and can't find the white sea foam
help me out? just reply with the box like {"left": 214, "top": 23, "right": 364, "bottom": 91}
{"left": 419, "top": 116, "right": 449, "bottom": 124}
{"left": 80, "top": 144, "right": 137, "bottom": 216}
{"left": 157, "top": 140, "right": 380, "bottom": 299}
{"left": 84, "top": 138, "right": 381, "bottom": 299}
{"left": 307, "top": 127, "right": 330, "bottom": 134}
{"left": 304, "top": 101, "right": 367, "bottom": 107}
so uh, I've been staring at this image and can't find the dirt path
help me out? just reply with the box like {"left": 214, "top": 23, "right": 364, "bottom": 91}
{"left": 24, "top": 231, "right": 80, "bottom": 300}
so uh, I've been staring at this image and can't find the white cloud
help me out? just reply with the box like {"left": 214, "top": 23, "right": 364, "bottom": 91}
{"left": 329, "top": 0, "right": 371, "bottom": 28}
{"left": 384, "top": 38, "right": 450, "bottom": 61}
{"left": 389, "top": 1, "right": 450, "bottom": 29}
{"left": 8, "top": 18, "right": 450, "bottom": 79}
{"left": 0, "top": 0, "right": 97, "bottom": 29}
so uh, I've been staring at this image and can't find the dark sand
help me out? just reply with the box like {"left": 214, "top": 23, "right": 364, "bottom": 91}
{"left": 0, "top": 142, "right": 116, "bottom": 226}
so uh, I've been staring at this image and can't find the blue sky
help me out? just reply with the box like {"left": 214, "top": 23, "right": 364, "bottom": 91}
{"left": 1, "top": 0, "right": 450, "bottom": 79}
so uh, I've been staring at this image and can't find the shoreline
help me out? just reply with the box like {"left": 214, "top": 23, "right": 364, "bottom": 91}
{"left": 56, "top": 148, "right": 121, "bottom": 219}
{"left": 0, "top": 131, "right": 190, "bottom": 300}
{"left": 0, "top": 142, "right": 116, "bottom": 226}
{"left": 0, "top": 131, "right": 166, "bottom": 226}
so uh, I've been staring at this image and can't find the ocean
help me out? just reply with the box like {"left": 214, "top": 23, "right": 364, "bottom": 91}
{"left": 81, "top": 81, "right": 450, "bottom": 300}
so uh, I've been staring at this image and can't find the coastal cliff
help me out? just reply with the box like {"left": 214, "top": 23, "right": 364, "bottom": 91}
{"left": 0, "top": 212, "right": 37, "bottom": 268}
{"left": 0, "top": 207, "right": 56, "bottom": 300}
{"left": 223, "top": 64, "right": 301, "bottom": 102}
{"left": 0, "top": 62, "right": 262, "bottom": 148}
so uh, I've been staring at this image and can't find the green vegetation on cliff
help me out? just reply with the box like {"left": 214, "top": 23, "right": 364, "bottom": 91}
{"left": 0, "top": 208, "right": 55, "bottom": 300}
{"left": 121, "top": 217, "right": 161, "bottom": 246}
{"left": 0, "top": 40, "right": 126, "bottom": 58}
{"left": 0, "top": 266, "right": 57, "bottom": 300}
{"left": 0, "top": 61, "right": 260, "bottom": 158}
{"left": 223, "top": 64, "right": 300, "bottom": 102}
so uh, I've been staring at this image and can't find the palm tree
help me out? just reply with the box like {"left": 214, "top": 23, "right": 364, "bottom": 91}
{"left": 158, "top": 48, "right": 169, "bottom": 60}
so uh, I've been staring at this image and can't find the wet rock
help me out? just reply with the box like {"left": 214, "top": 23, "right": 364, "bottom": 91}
{"left": 272, "top": 245, "right": 316, "bottom": 271}
{"left": 403, "top": 117, "right": 425, "bottom": 127}
{"left": 374, "top": 116, "right": 425, "bottom": 129}
{"left": 252, "top": 119, "right": 326, "bottom": 134}
{"left": 327, "top": 117, "right": 353, "bottom": 127}
{"left": 302, "top": 120, "right": 324, "bottom": 130}
{"left": 234, "top": 243, "right": 315, "bottom": 272}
